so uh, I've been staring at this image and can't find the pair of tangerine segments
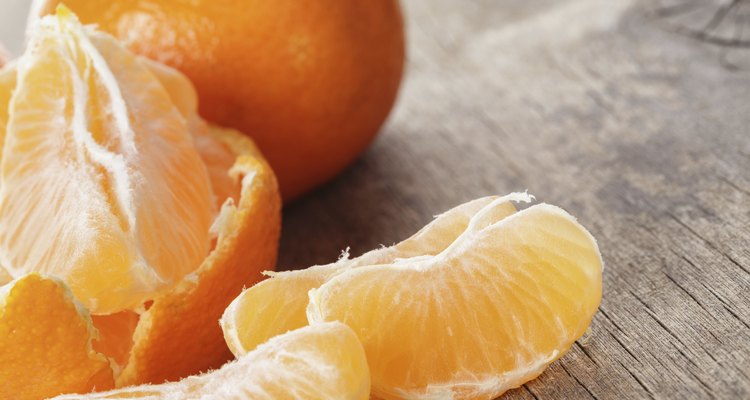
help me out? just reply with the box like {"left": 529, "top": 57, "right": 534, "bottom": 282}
{"left": 221, "top": 192, "right": 602, "bottom": 400}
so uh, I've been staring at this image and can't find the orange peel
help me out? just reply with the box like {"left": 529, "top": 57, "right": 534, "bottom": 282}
{"left": 0, "top": 274, "right": 114, "bottom": 400}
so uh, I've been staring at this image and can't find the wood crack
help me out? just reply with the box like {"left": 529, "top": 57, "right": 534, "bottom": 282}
{"left": 615, "top": 291, "right": 717, "bottom": 397}
{"left": 615, "top": 359, "right": 656, "bottom": 399}
{"left": 522, "top": 385, "right": 541, "bottom": 400}
{"left": 686, "top": 368, "right": 716, "bottom": 397}
{"left": 719, "top": 176, "right": 750, "bottom": 197}
{"left": 698, "top": 280, "right": 750, "bottom": 332}
{"left": 654, "top": 0, "right": 750, "bottom": 48}
{"left": 661, "top": 267, "right": 715, "bottom": 321}
{"left": 597, "top": 308, "right": 629, "bottom": 338}
{"left": 702, "top": 0, "right": 743, "bottom": 32}
{"left": 650, "top": 2, "right": 700, "bottom": 19}
{"left": 665, "top": 210, "right": 750, "bottom": 276}
{"left": 575, "top": 341, "right": 600, "bottom": 367}
{"left": 675, "top": 252, "right": 750, "bottom": 331}
{"left": 559, "top": 363, "right": 599, "bottom": 400}
{"left": 627, "top": 290, "right": 690, "bottom": 350}
{"left": 660, "top": 251, "right": 728, "bottom": 351}
{"left": 658, "top": 270, "right": 727, "bottom": 361}
{"left": 600, "top": 321, "right": 641, "bottom": 369}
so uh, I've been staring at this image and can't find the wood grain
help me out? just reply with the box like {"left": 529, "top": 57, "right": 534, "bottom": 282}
{"left": 280, "top": 0, "right": 750, "bottom": 398}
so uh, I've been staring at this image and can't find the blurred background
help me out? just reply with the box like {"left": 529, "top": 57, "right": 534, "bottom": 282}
{"left": 0, "top": 0, "right": 28, "bottom": 54}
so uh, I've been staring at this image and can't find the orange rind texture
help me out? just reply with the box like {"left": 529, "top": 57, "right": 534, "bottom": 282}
{"left": 51, "top": 322, "right": 370, "bottom": 400}
{"left": 0, "top": 274, "right": 114, "bottom": 400}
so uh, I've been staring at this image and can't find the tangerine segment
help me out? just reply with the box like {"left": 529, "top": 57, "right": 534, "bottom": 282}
{"left": 307, "top": 200, "right": 603, "bottom": 400}
{"left": 0, "top": 274, "right": 114, "bottom": 400}
{"left": 221, "top": 195, "right": 522, "bottom": 356}
{"left": 115, "top": 124, "right": 281, "bottom": 386}
{"left": 51, "top": 322, "right": 370, "bottom": 400}
{"left": 141, "top": 57, "right": 241, "bottom": 210}
{"left": 0, "top": 9, "right": 213, "bottom": 314}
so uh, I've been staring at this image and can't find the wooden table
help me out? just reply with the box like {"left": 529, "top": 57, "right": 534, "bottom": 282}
{"left": 280, "top": 0, "right": 750, "bottom": 398}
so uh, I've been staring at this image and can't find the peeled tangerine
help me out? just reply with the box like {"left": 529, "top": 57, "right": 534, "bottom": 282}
{"left": 222, "top": 193, "right": 603, "bottom": 399}
{"left": 0, "top": 7, "right": 280, "bottom": 395}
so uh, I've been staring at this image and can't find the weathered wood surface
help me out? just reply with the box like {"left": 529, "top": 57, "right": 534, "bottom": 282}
{"left": 280, "top": 0, "right": 750, "bottom": 398}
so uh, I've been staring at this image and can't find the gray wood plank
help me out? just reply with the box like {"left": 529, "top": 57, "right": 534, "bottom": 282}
{"left": 280, "top": 0, "right": 750, "bottom": 398}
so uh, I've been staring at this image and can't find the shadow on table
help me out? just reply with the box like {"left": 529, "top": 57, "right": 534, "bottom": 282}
{"left": 276, "top": 127, "right": 442, "bottom": 271}
{"left": 277, "top": 145, "right": 415, "bottom": 270}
